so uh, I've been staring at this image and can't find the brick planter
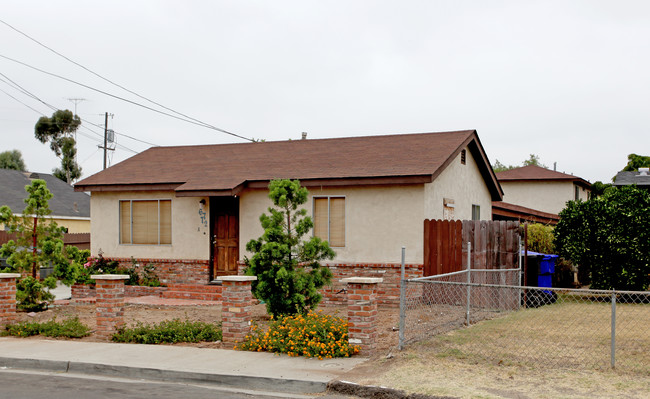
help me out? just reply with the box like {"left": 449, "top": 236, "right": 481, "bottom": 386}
{"left": 91, "top": 274, "right": 129, "bottom": 339}
{"left": 71, "top": 283, "right": 96, "bottom": 301}
{"left": 218, "top": 276, "right": 257, "bottom": 347}
{"left": 0, "top": 273, "right": 20, "bottom": 328}
{"left": 342, "top": 277, "right": 383, "bottom": 355}
{"left": 322, "top": 262, "right": 423, "bottom": 307}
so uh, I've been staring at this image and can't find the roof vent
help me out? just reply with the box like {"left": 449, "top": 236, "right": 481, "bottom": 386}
{"left": 639, "top": 168, "right": 649, "bottom": 176}
{"left": 301, "top": 132, "right": 307, "bottom": 140}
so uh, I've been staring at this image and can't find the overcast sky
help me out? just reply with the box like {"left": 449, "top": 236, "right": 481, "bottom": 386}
{"left": 2, "top": 1, "right": 649, "bottom": 184}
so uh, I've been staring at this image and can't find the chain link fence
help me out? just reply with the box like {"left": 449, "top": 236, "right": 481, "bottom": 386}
{"left": 399, "top": 271, "right": 650, "bottom": 373}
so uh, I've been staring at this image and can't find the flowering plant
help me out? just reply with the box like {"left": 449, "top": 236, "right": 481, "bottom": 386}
{"left": 236, "top": 311, "right": 359, "bottom": 359}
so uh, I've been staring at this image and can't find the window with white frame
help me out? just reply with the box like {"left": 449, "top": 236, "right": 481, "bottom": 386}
{"left": 313, "top": 196, "right": 345, "bottom": 247}
{"left": 119, "top": 199, "right": 171, "bottom": 245}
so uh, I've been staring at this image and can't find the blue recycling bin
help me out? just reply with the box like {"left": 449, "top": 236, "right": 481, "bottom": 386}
{"left": 539, "top": 255, "right": 557, "bottom": 275}
{"left": 538, "top": 254, "right": 558, "bottom": 296}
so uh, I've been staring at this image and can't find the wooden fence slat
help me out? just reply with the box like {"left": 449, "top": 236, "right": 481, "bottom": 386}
{"left": 423, "top": 219, "right": 431, "bottom": 276}
{"left": 423, "top": 219, "right": 521, "bottom": 277}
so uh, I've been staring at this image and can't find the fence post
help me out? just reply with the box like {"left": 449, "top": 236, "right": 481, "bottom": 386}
{"left": 218, "top": 275, "right": 257, "bottom": 348}
{"left": 91, "top": 274, "right": 129, "bottom": 339}
{"left": 611, "top": 290, "right": 616, "bottom": 369}
{"left": 343, "top": 277, "right": 383, "bottom": 355}
{"left": 0, "top": 273, "right": 21, "bottom": 328}
{"left": 518, "top": 236, "right": 522, "bottom": 310}
{"left": 466, "top": 241, "right": 471, "bottom": 326}
{"left": 399, "top": 246, "right": 406, "bottom": 350}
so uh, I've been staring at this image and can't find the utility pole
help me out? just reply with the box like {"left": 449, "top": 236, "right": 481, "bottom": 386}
{"left": 98, "top": 112, "right": 115, "bottom": 170}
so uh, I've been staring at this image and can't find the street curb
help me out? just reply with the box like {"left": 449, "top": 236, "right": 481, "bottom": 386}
{"left": 327, "top": 380, "right": 459, "bottom": 399}
{"left": 0, "top": 357, "right": 327, "bottom": 394}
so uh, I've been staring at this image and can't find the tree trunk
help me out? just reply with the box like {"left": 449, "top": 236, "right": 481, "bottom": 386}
{"left": 32, "top": 216, "right": 38, "bottom": 279}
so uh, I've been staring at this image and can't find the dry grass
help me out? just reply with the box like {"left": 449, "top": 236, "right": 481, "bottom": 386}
{"left": 345, "top": 297, "right": 650, "bottom": 398}
{"left": 427, "top": 300, "right": 650, "bottom": 374}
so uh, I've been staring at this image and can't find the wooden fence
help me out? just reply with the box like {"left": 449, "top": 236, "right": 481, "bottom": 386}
{"left": 0, "top": 231, "right": 90, "bottom": 251}
{"left": 424, "top": 219, "right": 521, "bottom": 276}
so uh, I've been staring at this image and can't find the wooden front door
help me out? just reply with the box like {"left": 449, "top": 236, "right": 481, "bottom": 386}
{"left": 212, "top": 197, "right": 239, "bottom": 278}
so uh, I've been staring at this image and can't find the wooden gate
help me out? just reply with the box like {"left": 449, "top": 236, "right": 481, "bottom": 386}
{"left": 424, "top": 219, "right": 520, "bottom": 276}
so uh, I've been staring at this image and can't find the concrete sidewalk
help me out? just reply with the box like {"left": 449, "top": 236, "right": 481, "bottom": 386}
{"left": 0, "top": 337, "right": 367, "bottom": 395}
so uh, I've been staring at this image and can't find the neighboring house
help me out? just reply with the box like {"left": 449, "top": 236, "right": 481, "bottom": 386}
{"left": 493, "top": 165, "right": 591, "bottom": 222}
{"left": 612, "top": 168, "right": 650, "bottom": 189}
{"left": 0, "top": 169, "right": 90, "bottom": 233}
{"left": 75, "top": 130, "right": 503, "bottom": 287}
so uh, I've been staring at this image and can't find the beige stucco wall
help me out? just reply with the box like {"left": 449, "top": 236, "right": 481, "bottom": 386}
{"left": 500, "top": 181, "right": 590, "bottom": 215}
{"left": 53, "top": 217, "right": 90, "bottom": 233}
{"left": 0, "top": 217, "right": 89, "bottom": 233}
{"left": 424, "top": 148, "right": 493, "bottom": 220}
{"left": 90, "top": 191, "right": 210, "bottom": 260}
{"left": 239, "top": 185, "right": 425, "bottom": 264}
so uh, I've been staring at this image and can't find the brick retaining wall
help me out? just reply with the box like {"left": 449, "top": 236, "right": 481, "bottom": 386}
{"left": 106, "top": 258, "right": 210, "bottom": 285}
{"left": 79, "top": 259, "right": 422, "bottom": 307}
{"left": 72, "top": 284, "right": 167, "bottom": 300}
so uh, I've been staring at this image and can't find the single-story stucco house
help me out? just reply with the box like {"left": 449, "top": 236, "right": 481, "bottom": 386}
{"left": 492, "top": 165, "right": 591, "bottom": 224}
{"left": 75, "top": 130, "right": 503, "bottom": 302}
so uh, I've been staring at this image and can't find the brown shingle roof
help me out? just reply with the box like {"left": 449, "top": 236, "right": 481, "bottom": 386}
{"left": 496, "top": 165, "right": 590, "bottom": 187}
{"left": 75, "top": 130, "right": 503, "bottom": 199}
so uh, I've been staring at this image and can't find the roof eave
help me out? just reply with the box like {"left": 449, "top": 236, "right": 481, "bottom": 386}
{"left": 74, "top": 183, "right": 183, "bottom": 192}
{"left": 175, "top": 175, "right": 435, "bottom": 197}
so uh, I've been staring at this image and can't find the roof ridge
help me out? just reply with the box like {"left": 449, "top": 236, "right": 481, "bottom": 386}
{"left": 147, "top": 130, "right": 477, "bottom": 150}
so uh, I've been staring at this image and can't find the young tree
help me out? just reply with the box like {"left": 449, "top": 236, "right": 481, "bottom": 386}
{"left": 621, "top": 153, "right": 650, "bottom": 172}
{"left": 589, "top": 181, "right": 613, "bottom": 198}
{"left": 492, "top": 159, "right": 514, "bottom": 173}
{"left": 34, "top": 109, "right": 82, "bottom": 183}
{"left": 0, "top": 179, "right": 64, "bottom": 278}
{"left": 245, "top": 179, "right": 335, "bottom": 316}
{"left": 0, "top": 149, "right": 27, "bottom": 171}
{"left": 492, "top": 154, "right": 548, "bottom": 173}
{"left": 555, "top": 185, "right": 650, "bottom": 291}
{"left": 522, "top": 154, "right": 548, "bottom": 169}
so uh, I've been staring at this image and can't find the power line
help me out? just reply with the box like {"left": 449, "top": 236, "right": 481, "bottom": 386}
{"left": 0, "top": 74, "right": 139, "bottom": 154}
{"left": 0, "top": 19, "right": 254, "bottom": 142}
{"left": 0, "top": 19, "right": 222, "bottom": 129}
{"left": 0, "top": 52, "right": 252, "bottom": 142}
{"left": 82, "top": 118, "right": 158, "bottom": 147}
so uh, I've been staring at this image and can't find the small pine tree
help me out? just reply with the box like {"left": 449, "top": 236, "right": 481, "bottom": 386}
{"left": 0, "top": 179, "right": 65, "bottom": 278}
{"left": 245, "top": 179, "right": 335, "bottom": 316}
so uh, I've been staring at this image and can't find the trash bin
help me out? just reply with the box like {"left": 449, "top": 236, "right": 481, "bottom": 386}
{"left": 538, "top": 255, "right": 558, "bottom": 289}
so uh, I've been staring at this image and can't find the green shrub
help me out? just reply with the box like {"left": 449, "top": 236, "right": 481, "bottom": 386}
{"left": 555, "top": 185, "right": 650, "bottom": 291}
{"left": 77, "top": 252, "right": 121, "bottom": 284}
{"left": 245, "top": 179, "right": 335, "bottom": 316}
{"left": 77, "top": 255, "right": 163, "bottom": 287}
{"left": 112, "top": 319, "right": 222, "bottom": 344}
{"left": 525, "top": 223, "right": 555, "bottom": 254}
{"left": 16, "top": 276, "right": 56, "bottom": 312}
{"left": 3, "top": 317, "right": 90, "bottom": 338}
{"left": 236, "top": 311, "right": 359, "bottom": 359}
{"left": 140, "top": 263, "right": 163, "bottom": 287}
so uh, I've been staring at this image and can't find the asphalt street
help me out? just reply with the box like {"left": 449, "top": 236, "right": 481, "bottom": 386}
{"left": 0, "top": 370, "right": 356, "bottom": 399}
